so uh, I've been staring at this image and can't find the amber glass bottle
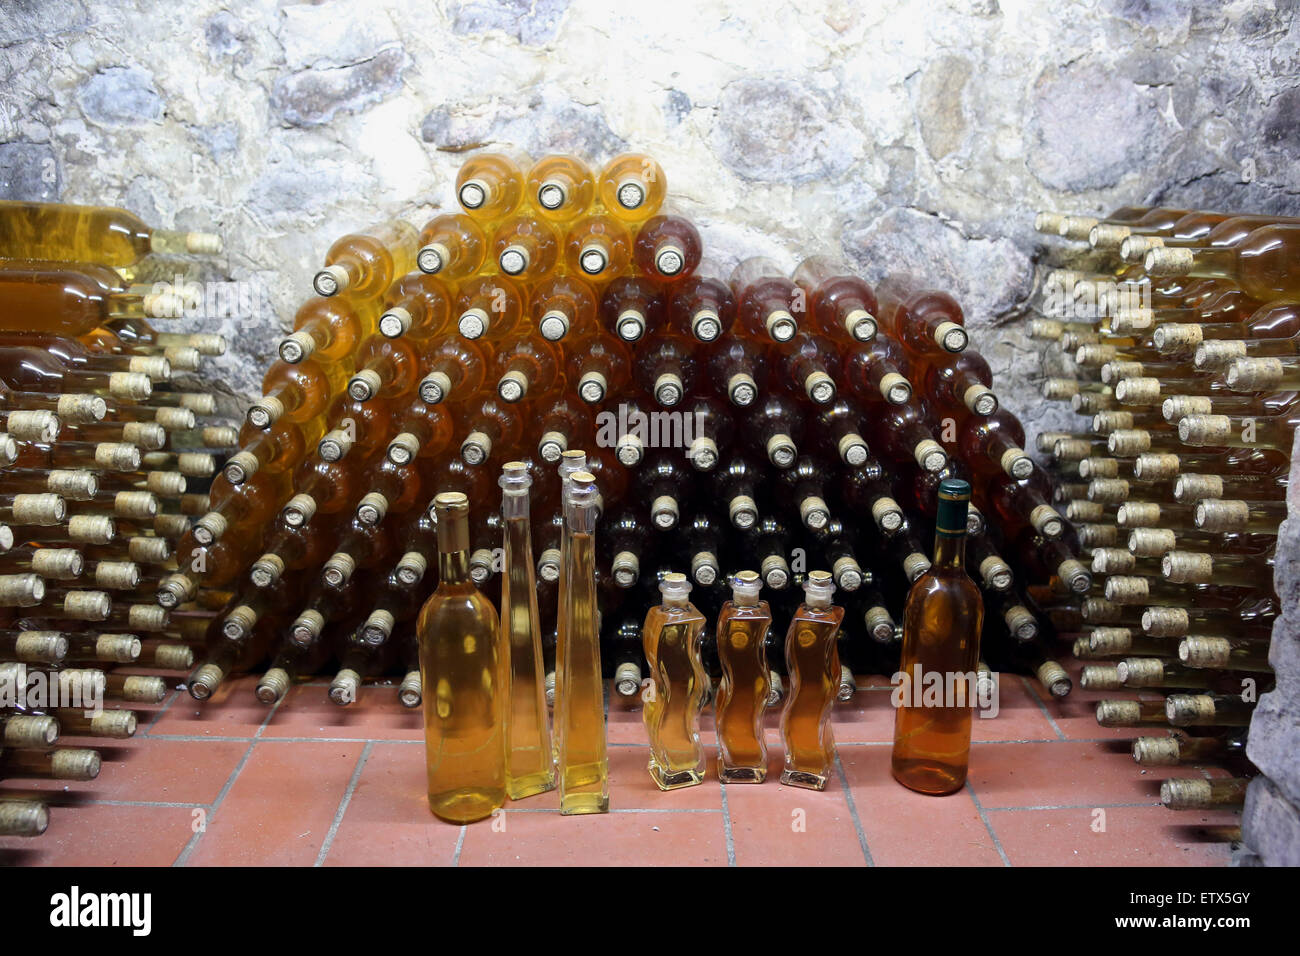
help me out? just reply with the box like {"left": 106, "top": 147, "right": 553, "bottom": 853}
{"left": 780, "top": 570, "right": 845, "bottom": 790}
{"left": 641, "top": 572, "right": 709, "bottom": 790}
{"left": 416, "top": 212, "right": 486, "bottom": 278}
{"left": 313, "top": 220, "right": 418, "bottom": 298}
{"left": 892, "top": 478, "right": 984, "bottom": 795}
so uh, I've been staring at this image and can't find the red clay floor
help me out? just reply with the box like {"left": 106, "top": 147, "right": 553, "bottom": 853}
{"left": 0, "top": 662, "right": 1239, "bottom": 866}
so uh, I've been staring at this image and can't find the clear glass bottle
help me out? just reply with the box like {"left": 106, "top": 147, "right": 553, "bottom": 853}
{"left": 780, "top": 570, "right": 845, "bottom": 789}
{"left": 499, "top": 462, "right": 555, "bottom": 800}
{"left": 555, "top": 471, "right": 609, "bottom": 813}
{"left": 416, "top": 491, "right": 506, "bottom": 823}
{"left": 641, "top": 572, "right": 708, "bottom": 790}
{"left": 715, "top": 570, "right": 773, "bottom": 783}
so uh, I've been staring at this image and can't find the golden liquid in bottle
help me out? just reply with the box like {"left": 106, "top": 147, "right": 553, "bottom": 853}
{"left": 556, "top": 528, "right": 609, "bottom": 813}
{"left": 780, "top": 594, "right": 844, "bottom": 790}
{"left": 715, "top": 593, "right": 772, "bottom": 783}
{"left": 501, "top": 510, "right": 555, "bottom": 799}
{"left": 641, "top": 579, "right": 707, "bottom": 790}
{"left": 417, "top": 497, "right": 506, "bottom": 823}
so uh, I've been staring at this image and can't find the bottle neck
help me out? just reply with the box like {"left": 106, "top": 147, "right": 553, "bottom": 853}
{"left": 932, "top": 531, "right": 966, "bottom": 570}
{"left": 437, "top": 509, "right": 471, "bottom": 584}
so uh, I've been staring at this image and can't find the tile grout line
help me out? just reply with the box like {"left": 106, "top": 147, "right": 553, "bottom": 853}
{"left": 171, "top": 691, "right": 285, "bottom": 867}
{"left": 834, "top": 752, "right": 874, "bottom": 867}
{"left": 142, "top": 688, "right": 183, "bottom": 734}
{"left": 964, "top": 782, "right": 1011, "bottom": 867}
{"left": 1018, "top": 675, "right": 1067, "bottom": 740}
{"left": 718, "top": 782, "right": 736, "bottom": 866}
{"left": 315, "top": 740, "right": 373, "bottom": 867}
{"left": 451, "top": 825, "right": 466, "bottom": 866}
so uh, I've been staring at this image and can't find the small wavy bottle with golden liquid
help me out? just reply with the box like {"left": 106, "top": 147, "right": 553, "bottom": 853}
{"left": 641, "top": 572, "right": 708, "bottom": 790}
{"left": 779, "top": 570, "right": 844, "bottom": 790}
{"left": 715, "top": 570, "right": 773, "bottom": 783}
{"left": 417, "top": 491, "right": 506, "bottom": 823}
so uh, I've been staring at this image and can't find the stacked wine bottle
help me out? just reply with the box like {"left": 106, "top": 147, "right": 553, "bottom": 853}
{"left": 175, "top": 148, "right": 1088, "bottom": 819}
{"left": 1033, "top": 205, "right": 1293, "bottom": 817}
{"left": 0, "top": 202, "right": 233, "bottom": 837}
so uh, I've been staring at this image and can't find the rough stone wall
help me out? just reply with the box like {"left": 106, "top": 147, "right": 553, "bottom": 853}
{"left": 1, "top": 0, "right": 1299, "bottom": 860}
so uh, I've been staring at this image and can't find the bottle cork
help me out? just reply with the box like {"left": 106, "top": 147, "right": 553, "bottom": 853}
{"left": 11, "top": 493, "right": 67, "bottom": 526}
{"left": 611, "top": 550, "right": 640, "bottom": 587}
{"left": 1075, "top": 344, "right": 1118, "bottom": 367}
{"left": 0, "top": 801, "right": 48, "bottom": 837}
{"left": 651, "top": 494, "right": 679, "bottom": 529}
{"left": 88, "top": 710, "right": 137, "bottom": 738}
{"left": 1101, "top": 361, "right": 1146, "bottom": 385}
{"left": 864, "top": 605, "right": 894, "bottom": 642}
{"left": 727, "top": 372, "right": 757, "bottom": 406}
{"left": 1173, "top": 474, "right": 1224, "bottom": 503}
{"left": 766, "top": 433, "right": 796, "bottom": 468}
{"left": 1161, "top": 551, "right": 1214, "bottom": 585}
{"left": 1117, "top": 501, "right": 1160, "bottom": 528}
{"left": 1078, "top": 456, "right": 1120, "bottom": 479}
{"left": 46, "top": 470, "right": 98, "bottom": 500}
{"left": 832, "top": 556, "right": 863, "bottom": 591}
{"left": 1113, "top": 377, "right": 1162, "bottom": 405}
{"left": 127, "top": 355, "right": 172, "bottom": 381}
{"left": 1193, "top": 340, "right": 1248, "bottom": 371}
{"left": 913, "top": 439, "right": 946, "bottom": 473}
{"left": 256, "top": 668, "right": 290, "bottom": 705}
{"left": 1003, "top": 604, "right": 1037, "bottom": 641}
{"left": 222, "top": 605, "right": 259, "bottom": 641}
{"left": 395, "top": 551, "right": 428, "bottom": 586}
{"left": 692, "top": 308, "right": 722, "bottom": 341}
{"left": 127, "top": 604, "right": 169, "bottom": 631}
{"left": 361, "top": 609, "right": 395, "bottom": 645}
{"left": 1151, "top": 323, "right": 1203, "bottom": 352}
{"left": 1195, "top": 499, "right": 1249, "bottom": 533}
{"left": 1091, "top": 548, "right": 1135, "bottom": 574}
{"left": 979, "top": 556, "right": 1012, "bottom": 591}
{"left": 313, "top": 263, "right": 350, "bottom": 297}
{"left": 154, "top": 406, "right": 196, "bottom": 431}
{"left": 115, "top": 491, "right": 158, "bottom": 521}
{"left": 356, "top": 492, "right": 389, "bottom": 525}
{"left": 878, "top": 371, "right": 911, "bottom": 404}
{"left": 57, "top": 394, "right": 107, "bottom": 423}
{"left": 13, "top": 631, "right": 69, "bottom": 663}
{"left": 192, "top": 511, "right": 227, "bottom": 546}
{"left": 1143, "top": 246, "right": 1196, "bottom": 276}
{"left": 1179, "top": 636, "right": 1234, "bottom": 669}
{"left": 128, "top": 536, "right": 171, "bottom": 564}
{"left": 1103, "top": 575, "right": 1149, "bottom": 604}
{"left": 94, "top": 442, "right": 141, "bottom": 472}
{"left": 804, "top": 370, "right": 835, "bottom": 404}
{"left": 1030, "top": 319, "right": 1066, "bottom": 342}
{"left": 1029, "top": 503, "right": 1063, "bottom": 537}
{"left": 94, "top": 561, "right": 141, "bottom": 590}
{"left": 1073, "top": 391, "right": 1116, "bottom": 416}
{"left": 903, "top": 552, "right": 931, "bottom": 582}
{"left": 417, "top": 241, "right": 449, "bottom": 274}
{"left": 1132, "top": 452, "right": 1180, "bottom": 480}
{"left": 497, "top": 369, "right": 529, "bottom": 403}
{"left": 5, "top": 409, "right": 60, "bottom": 443}
{"left": 247, "top": 395, "right": 284, "bottom": 428}
{"left": 153, "top": 643, "right": 194, "bottom": 671}
{"left": 419, "top": 371, "right": 453, "bottom": 404}
{"left": 537, "top": 548, "right": 562, "bottom": 582}
{"left": 1088, "top": 626, "right": 1134, "bottom": 655}
{"left": 1115, "top": 657, "right": 1164, "bottom": 687}
{"left": 348, "top": 368, "right": 383, "bottom": 401}
{"left": 687, "top": 436, "right": 719, "bottom": 471}
{"left": 1178, "top": 414, "right": 1233, "bottom": 446}
{"left": 728, "top": 495, "right": 757, "bottom": 530}
{"left": 691, "top": 551, "right": 719, "bottom": 586}
{"left": 1088, "top": 222, "right": 1131, "bottom": 249}
{"left": 1077, "top": 523, "right": 1119, "bottom": 548}
{"left": 871, "top": 497, "right": 903, "bottom": 532}
{"left": 0, "top": 573, "right": 44, "bottom": 606}
{"left": 176, "top": 452, "right": 215, "bottom": 477}
{"left": 155, "top": 572, "right": 194, "bottom": 609}
{"left": 654, "top": 372, "right": 684, "bottom": 406}
{"left": 180, "top": 392, "right": 217, "bottom": 415}
{"left": 182, "top": 332, "right": 228, "bottom": 355}
{"left": 282, "top": 493, "right": 318, "bottom": 527}
{"left": 322, "top": 552, "right": 357, "bottom": 587}
{"left": 1091, "top": 410, "right": 1134, "bottom": 434}
{"left": 3, "top": 713, "right": 59, "bottom": 747}
{"left": 1132, "top": 737, "right": 1181, "bottom": 766}
{"left": 1225, "top": 357, "right": 1283, "bottom": 391}
{"left": 399, "top": 671, "right": 422, "bottom": 709}
{"left": 1166, "top": 694, "right": 1219, "bottom": 726}
{"left": 837, "top": 432, "right": 869, "bottom": 466}
{"left": 1058, "top": 558, "right": 1091, "bottom": 593}
{"left": 379, "top": 305, "right": 413, "bottom": 337}
{"left": 60, "top": 590, "right": 111, "bottom": 620}
{"left": 1096, "top": 699, "right": 1143, "bottom": 727}
{"left": 189, "top": 662, "right": 226, "bottom": 700}
{"left": 95, "top": 634, "right": 142, "bottom": 663}
{"left": 329, "top": 668, "right": 362, "bottom": 706}
{"left": 108, "top": 372, "right": 152, "bottom": 401}
{"left": 1052, "top": 438, "right": 1093, "bottom": 462}
{"left": 765, "top": 309, "right": 796, "bottom": 342}
{"left": 1080, "top": 664, "right": 1123, "bottom": 691}
{"left": 458, "top": 307, "right": 489, "bottom": 339}
{"left": 1082, "top": 596, "right": 1122, "bottom": 623}
{"left": 1107, "top": 429, "right": 1151, "bottom": 456}
{"left": 761, "top": 554, "right": 789, "bottom": 589}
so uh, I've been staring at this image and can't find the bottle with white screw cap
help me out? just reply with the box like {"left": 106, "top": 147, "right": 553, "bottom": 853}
{"left": 715, "top": 570, "right": 773, "bottom": 782}
{"left": 525, "top": 154, "right": 595, "bottom": 222}
{"left": 632, "top": 213, "right": 701, "bottom": 281}
{"left": 793, "top": 255, "right": 880, "bottom": 343}
{"left": 415, "top": 212, "right": 486, "bottom": 279}
{"left": 453, "top": 273, "right": 525, "bottom": 342}
{"left": 498, "top": 460, "right": 556, "bottom": 800}
{"left": 842, "top": 334, "right": 913, "bottom": 406}
{"left": 731, "top": 256, "right": 800, "bottom": 343}
{"left": 528, "top": 273, "right": 600, "bottom": 342}
{"left": 596, "top": 152, "right": 666, "bottom": 223}
{"left": 564, "top": 330, "right": 631, "bottom": 405}
{"left": 875, "top": 273, "right": 969, "bottom": 357}
{"left": 641, "top": 571, "right": 708, "bottom": 790}
{"left": 454, "top": 151, "right": 527, "bottom": 222}
{"left": 705, "top": 335, "right": 764, "bottom": 407}
{"left": 562, "top": 213, "right": 632, "bottom": 282}
{"left": 312, "top": 219, "right": 418, "bottom": 298}
{"left": 668, "top": 264, "right": 736, "bottom": 342}
{"left": 491, "top": 214, "right": 559, "bottom": 281}
{"left": 779, "top": 569, "right": 844, "bottom": 791}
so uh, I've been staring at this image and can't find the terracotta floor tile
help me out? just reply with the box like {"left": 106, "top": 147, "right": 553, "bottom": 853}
{"left": 148, "top": 675, "right": 273, "bottom": 738}
{"left": 457, "top": 807, "right": 727, "bottom": 866}
{"left": 260, "top": 682, "right": 423, "bottom": 740}
{"left": 607, "top": 741, "right": 725, "bottom": 811}
{"left": 986, "top": 805, "right": 1237, "bottom": 866}
{"left": 839, "top": 747, "right": 1006, "bottom": 866}
{"left": 184, "top": 740, "right": 365, "bottom": 866}
{"left": 965, "top": 739, "right": 1209, "bottom": 809}
{"left": 322, "top": 743, "right": 464, "bottom": 866}
{"left": 0, "top": 737, "right": 248, "bottom": 805}
{"left": 0, "top": 804, "right": 197, "bottom": 866}
{"left": 724, "top": 777, "right": 865, "bottom": 866}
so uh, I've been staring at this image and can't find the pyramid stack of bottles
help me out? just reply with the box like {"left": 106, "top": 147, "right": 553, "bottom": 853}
{"left": 0, "top": 201, "right": 233, "bottom": 837}
{"left": 190, "top": 149, "right": 1083, "bottom": 821}
{"left": 1033, "top": 204, "right": 1294, "bottom": 816}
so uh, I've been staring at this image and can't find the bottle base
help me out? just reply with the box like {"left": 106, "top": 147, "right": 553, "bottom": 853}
{"left": 890, "top": 759, "right": 967, "bottom": 796}
{"left": 648, "top": 761, "right": 705, "bottom": 791}
{"left": 428, "top": 788, "right": 505, "bottom": 824}
{"left": 507, "top": 771, "right": 557, "bottom": 801}
{"left": 560, "top": 792, "right": 610, "bottom": 815}
{"left": 719, "top": 764, "right": 767, "bottom": 784}
{"left": 780, "top": 768, "right": 829, "bottom": 791}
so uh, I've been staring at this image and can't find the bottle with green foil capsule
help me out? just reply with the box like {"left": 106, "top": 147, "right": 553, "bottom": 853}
{"left": 779, "top": 570, "right": 845, "bottom": 790}
{"left": 555, "top": 470, "right": 609, "bottom": 814}
{"left": 892, "top": 478, "right": 985, "bottom": 795}
{"left": 641, "top": 572, "right": 709, "bottom": 790}
{"left": 417, "top": 491, "right": 506, "bottom": 823}
{"left": 498, "top": 461, "right": 555, "bottom": 800}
